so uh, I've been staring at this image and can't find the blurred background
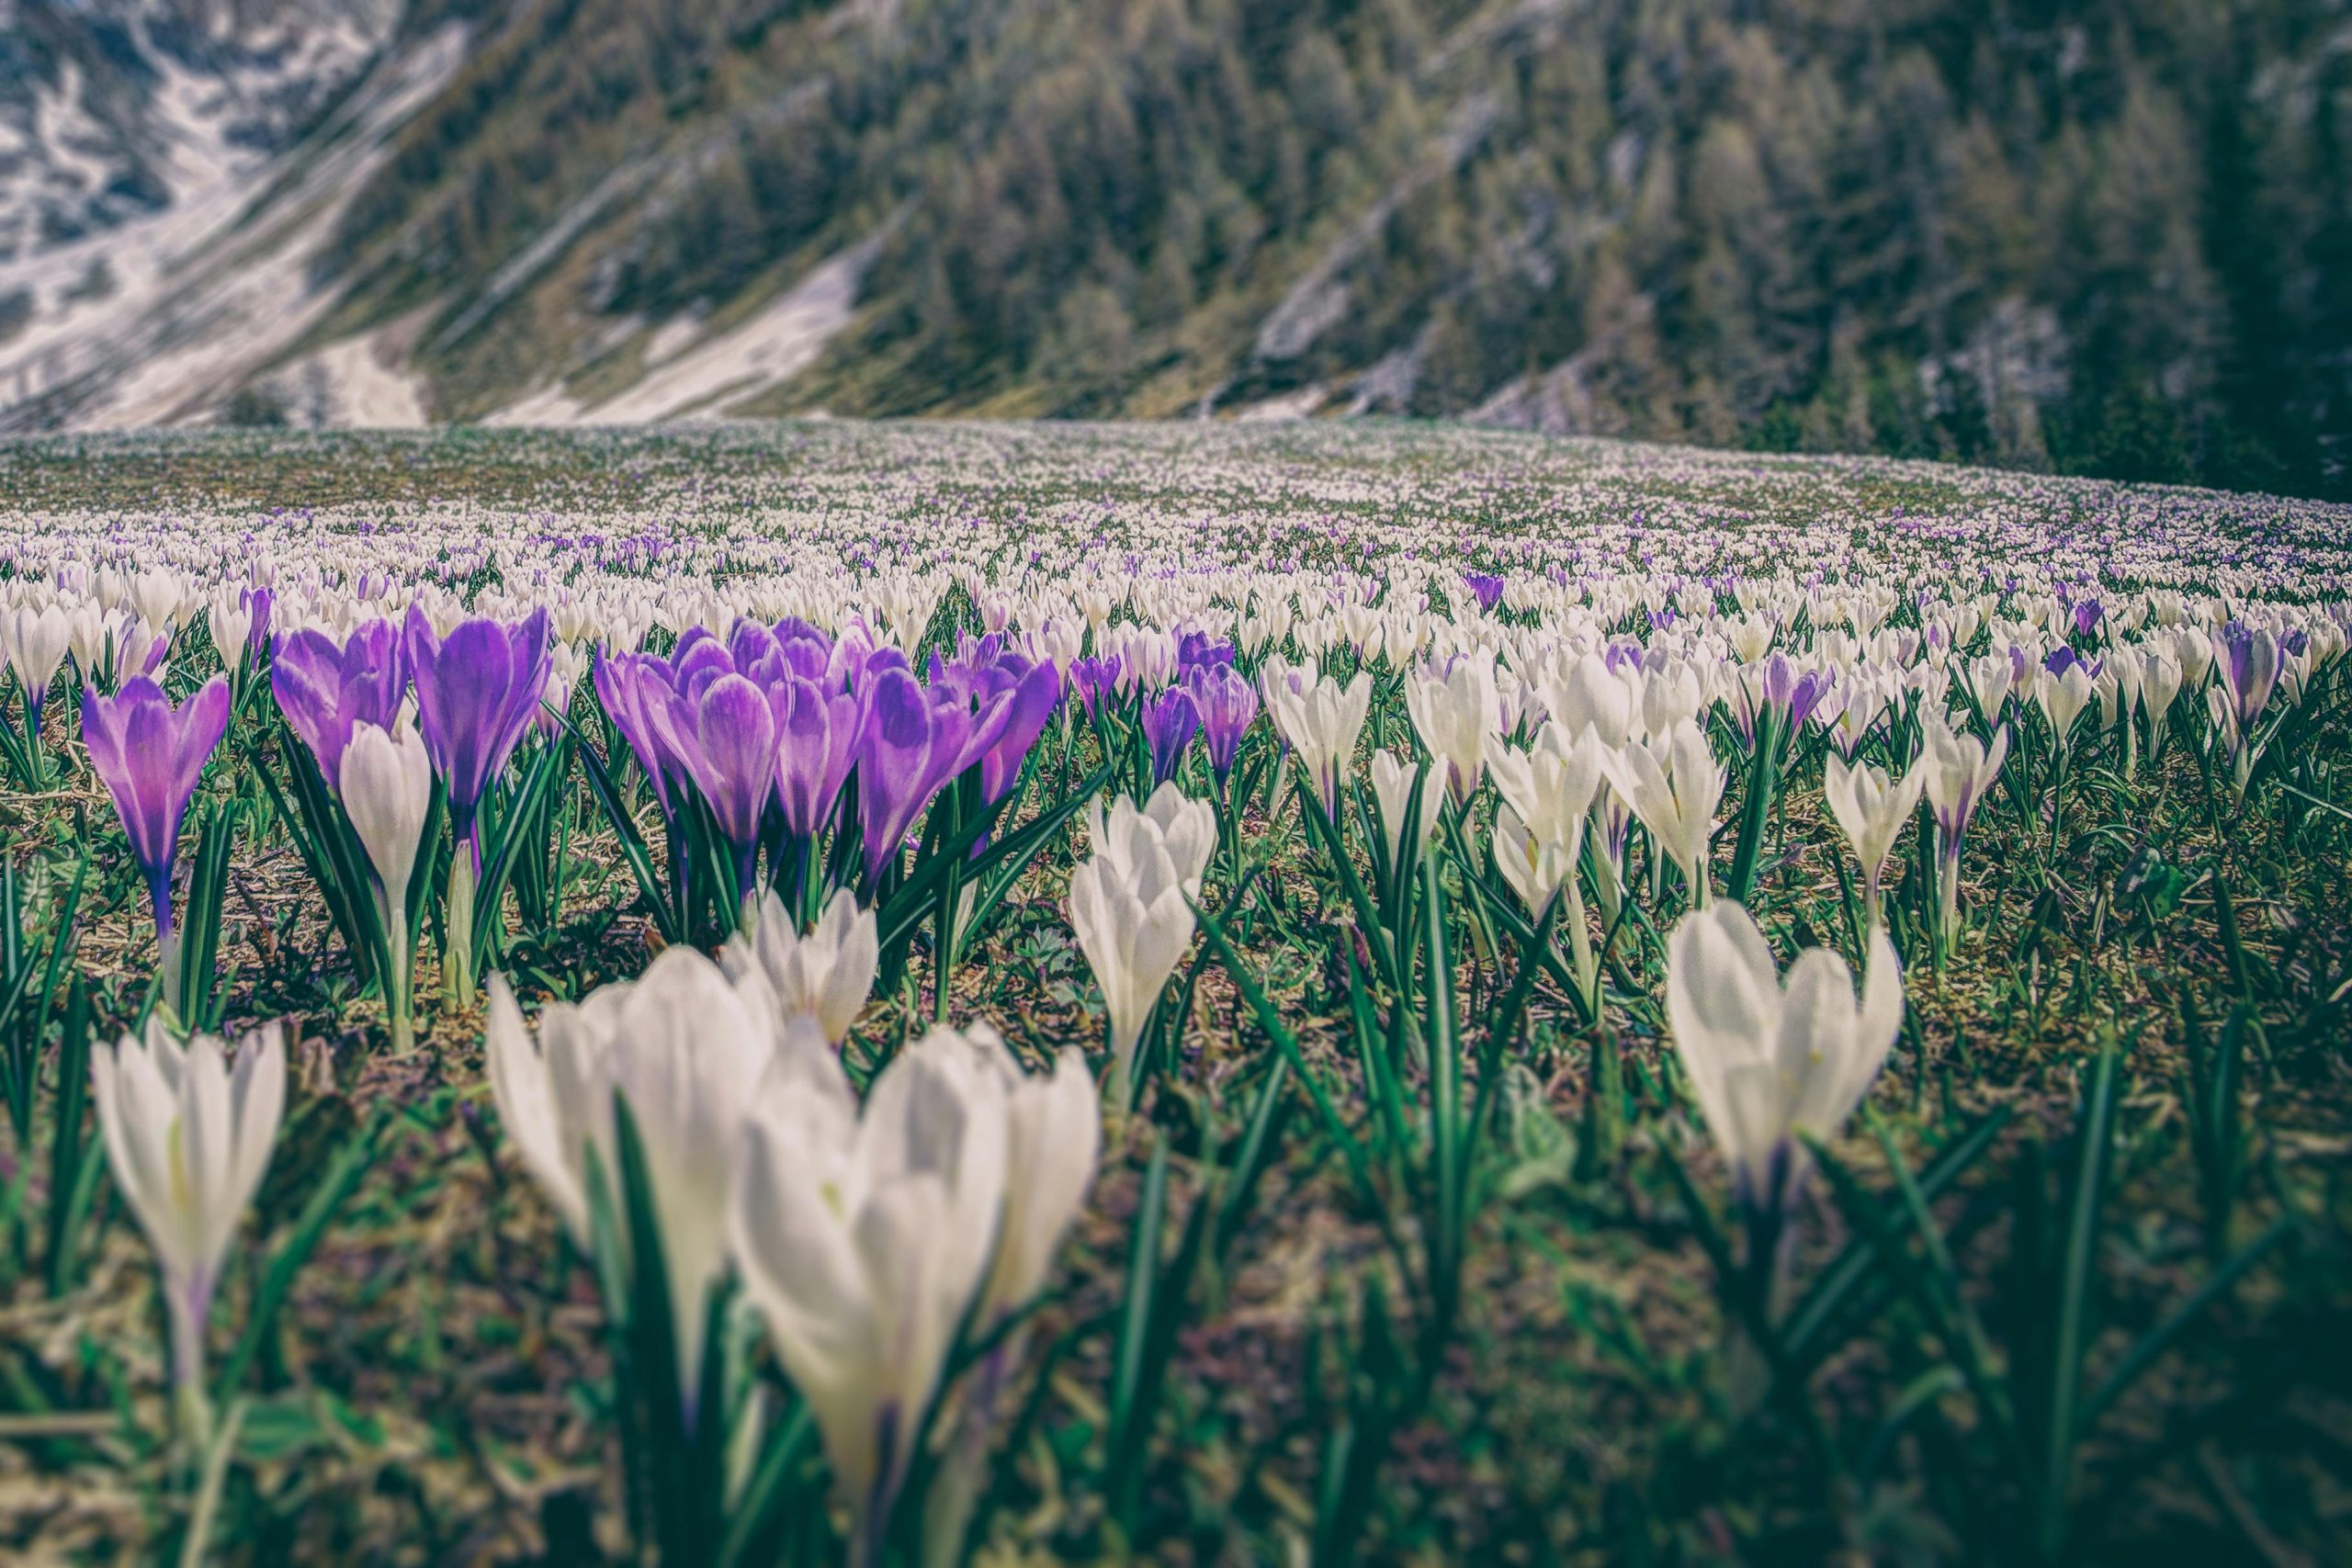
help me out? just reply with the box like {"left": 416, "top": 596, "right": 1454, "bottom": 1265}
{"left": 2, "top": 0, "right": 2346, "bottom": 497}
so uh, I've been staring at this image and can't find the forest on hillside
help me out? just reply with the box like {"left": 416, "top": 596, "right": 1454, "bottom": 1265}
{"left": 327, "top": 0, "right": 2350, "bottom": 496}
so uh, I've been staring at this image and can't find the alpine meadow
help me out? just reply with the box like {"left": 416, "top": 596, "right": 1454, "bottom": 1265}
{"left": 2, "top": 4, "right": 2352, "bottom": 1567}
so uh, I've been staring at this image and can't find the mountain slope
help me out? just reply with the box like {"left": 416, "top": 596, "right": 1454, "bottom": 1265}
{"left": 2, "top": 0, "right": 2346, "bottom": 498}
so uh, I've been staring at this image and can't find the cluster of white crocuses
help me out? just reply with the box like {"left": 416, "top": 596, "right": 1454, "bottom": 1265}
{"left": 483, "top": 890, "right": 1099, "bottom": 1553}
{"left": 1066, "top": 784, "right": 1216, "bottom": 1105}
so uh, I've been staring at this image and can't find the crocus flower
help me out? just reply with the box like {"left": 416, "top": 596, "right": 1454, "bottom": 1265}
{"left": 1184, "top": 661, "right": 1258, "bottom": 786}
{"left": 594, "top": 648, "right": 684, "bottom": 819}
{"left": 854, "top": 668, "right": 978, "bottom": 895}
{"left": 1086, "top": 783, "right": 1216, "bottom": 892}
{"left": 1487, "top": 722, "right": 1608, "bottom": 869}
{"left": 1175, "top": 629, "right": 1238, "bottom": 674}
{"left": 967, "top": 656, "right": 1059, "bottom": 807}
{"left": 92, "top": 1018, "right": 286, "bottom": 1446}
{"left": 403, "top": 605, "right": 552, "bottom": 857}
{"left": 2207, "top": 620, "right": 2279, "bottom": 760}
{"left": 1069, "top": 653, "right": 1124, "bottom": 724}
{"left": 72, "top": 605, "right": 172, "bottom": 693}
{"left": 654, "top": 671, "right": 784, "bottom": 892}
{"left": 1822, "top": 753, "right": 1925, "bottom": 920}
{"left": 1368, "top": 750, "right": 1443, "bottom": 870}
{"left": 271, "top": 618, "right": 407, "bottom": 785}
{"left": 82, "top": 675, "right": 232, "bottom": 944}
{"left": 2035, "top": 657, "right": 2095, "bottom": 754}
{"left": 2135, "top": 648, "right": 2185, "bottom": 759}
{"left": 729, "top": 1021, "right": 1011, "bottom": 1562}
{"left": 1141, "top": 685, "right": 1200, "bottom": 788}
{"left": 1666, "top": 900, "right": 1901, "bottom": 1214}
{"left": 1602, "top": 719, "right": 1725, "bottom": 907}
{"left": 775, "top": 673, "right": 865, "bottom": 840}
{"left": 1919, "top": 715, "right": 2010, "bottom": 942}
{"left": 969, "top": 1027, "right": 1100, "bottom": 1327}
{"left": 1404, "top": 654, "right": 1501, "bottom": 807}
{"left": 1464, "top": 571, "right": 1506, "bottom": 613}
{"left": 486, "top": 948, "right": 777, "bottom": 1421}
{"left": 2, "top": 601, "right": 73, "bottom": 747}
{"left": 1539, "top": 652, "right": 1635, "bottom": 750}
{"left": 1265, "top": 666, "right": 1373, "bottom": 817}
{"left": 204, "top": 584, "right": 273, "bottom": 677}
{"left": 723, "top": 887, "right": 879, "bottom": 1046}
{"left": 1069, "top": 789, "right": 1204, "bottom": 1100}
{"left": 341, "top": 716, "right": 434, "bottom": 1050}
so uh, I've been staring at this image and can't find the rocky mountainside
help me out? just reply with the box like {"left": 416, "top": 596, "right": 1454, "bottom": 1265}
{"left": 2, "top": 0, "right": 2345, "bottom": 498}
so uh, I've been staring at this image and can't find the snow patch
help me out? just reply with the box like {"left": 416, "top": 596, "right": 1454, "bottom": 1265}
{"left": 0, "top": 25, "right": 469, "bottom": 431}
{"left": 495, "top": 231, "right": 881, "bottom": 426}
{"left": 1235, "top": 385, "right": 1328, "bottom": 423}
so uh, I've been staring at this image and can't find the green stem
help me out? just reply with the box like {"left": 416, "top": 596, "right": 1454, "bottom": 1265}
{"left": 446, "top": 854, "right": 478, "bottom": 1008}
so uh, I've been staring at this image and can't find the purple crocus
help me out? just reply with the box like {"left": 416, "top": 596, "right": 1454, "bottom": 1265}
{"left": 1184, "top": 661, "right": 1257, "bottom": 784}
{"left": 2070, "top": 599, "right": 2103, "bottom": 640}
{"left": 775, "top": 675, "right": 865, "bottom": 839}
{"left": 653, "top": 672, "right": 783, "bottom": 890}
{"left": 854, "top": 668, "right": 977, "bottom": 895}
{"left": 594, "top": 648, "right": 684, "bottom": 819}
{"left": 83, "top": 675, "right": 232, "bottom": 942}
{"left": 1464, "top": 571, "right": 1506, "bottom": 613}
{"left": 241, "top": 587, "right": 275, "bottom": 667}
{"left": 1176, "top": 631, "right": 1238, "bottom": 676}
{"left": 1789, "top": 668, "right": 1834, "bottom": 730}
{"left": 1142, "top": 686, "right": 1200, "bottom": 788}
{"left": 404, "top": 606, "right": 552, "bottom": 858}
{"left": 1069, "top": 654, "right": 1125, "bottom": 724}
{"left": 2211, "top": 620, "right": 2280, "bottom": 739}
{"left": 962, "top": 657, "right": 1061, "bottom": 807}
{"left": 271, "top": 618, "right": 407, "bottom": 784}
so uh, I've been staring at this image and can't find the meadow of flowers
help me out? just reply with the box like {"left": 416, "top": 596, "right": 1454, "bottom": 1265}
{"left": 0, "top": 422, "right": 2347, "bottom": 1564}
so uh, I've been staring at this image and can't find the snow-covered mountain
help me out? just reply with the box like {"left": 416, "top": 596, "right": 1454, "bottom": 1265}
{"left": 0, "top": 0, "right": 452, "bottom": 429}
{"left": 0, "top": 0, "right": 2337, "bottom": 500}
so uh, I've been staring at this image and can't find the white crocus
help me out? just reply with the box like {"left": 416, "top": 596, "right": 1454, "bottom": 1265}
{"left": 2036, "top": 661, "right": 2094, "bottom": 755}
{"left": 91, "top": 1018, "right": 287, "bottom": 1447}
{"left": 1068, "top": 806, "right": 1198, "bottom": 1103}
{"left": 918, "top": 1027, "right": 1102, "bottom": 1567}
{"left": 1487, "top": 721, "right": 1611, "bottom": 1001}
{"left": 724, "top": 886, "right": 879, "bottom": 1046}
{"left": 203, "top": 584, "right": 254, "bottom": 671}
{"left": 1603, "top": 718, "right": 1725, "bottom": 907}
{"left": 1493, "top": 804, "right": 1577, "bottom": 912}
{"left": 340, "top": 716, "right": 433, "bottom": 1050}
{"left": 1538, "top": 651, "right": 1635, "bottom": 750}
{"left": 1919, "top": 715, "right": 2012, "bottom": 943}
{"left": 1, "top": 601, "right": 74, "bottom": 709}
{"left": 484, "top": 949, "right": 775, "bottom": 1421}
{"left": 1403, "top": 654, "right": 1500, "bottom": 806}
{"left": 1964, "top": 652, "right": 2016, "bottom": 720}
{"left": 1665, "top": 901, "right": 1903, "bottom": 1212}
{"left": 1367, "top": 750, "right": 1444, "bottom": 870}
{"left": 966, "top": 1029, "right": 1100, "bottom": 1327}
{"left": 1821, "top": 753, "right": 1925, "bottom": 920}
{"left": 1487, "top": 721, "right": 1607, "bottom": 860}
{"left": 2137, "top": 647, "right": 2184, "bottom": 760}
{"left": 1087, "top": 781, "right": 1214, "bottom": 891}
{"left": 1265, "top": 667, "right": 1373, "bottom": 815}
{"left": 729, "top": 1022, "right": 1011, "bottom": 1563}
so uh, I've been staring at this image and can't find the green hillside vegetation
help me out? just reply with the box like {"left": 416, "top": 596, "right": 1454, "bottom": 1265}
{"left": 319, "top": 0, "right": 2350, "bottom": 497}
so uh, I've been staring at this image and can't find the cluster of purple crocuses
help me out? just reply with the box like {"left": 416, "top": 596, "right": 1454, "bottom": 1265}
{"left": 81, "top": 603, "right": 552, "bottom": 979}
{"left": 272, "top": 608, "right": 554, "bottom": 873}
{"left": 595, "top": 619, "right": 1061, "bottom": 905}
{"left": 1130, "top": 633, "right": 1258, "bottom": 795}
